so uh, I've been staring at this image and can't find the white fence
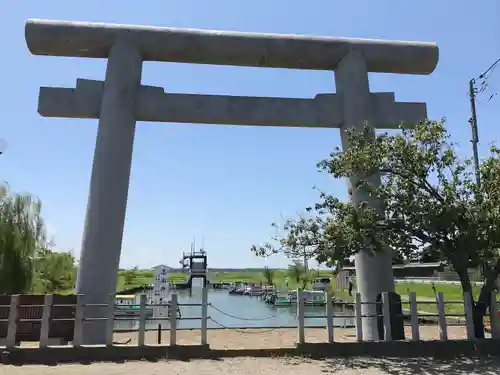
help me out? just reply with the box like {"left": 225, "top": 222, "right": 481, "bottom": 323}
{"left": 1, "top": 288, "right": 499, "bottom": 348}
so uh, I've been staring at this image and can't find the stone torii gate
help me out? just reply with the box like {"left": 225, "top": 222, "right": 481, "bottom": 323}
{"left": 25, "top": 19, "right": 439, "bottom": 344}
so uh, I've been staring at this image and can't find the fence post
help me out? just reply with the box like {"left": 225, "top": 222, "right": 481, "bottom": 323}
{"left": 355, "top": 293, "right": 362, "bottom": 342}
{"left": 489, "top": 291, "right": 500, "bottom": 339}
{"left": 105, "top": 294, "right": 115, "bottom": 346}
{"left": 170, "top": 293, "right": 178, "bottom": 346}
{"left": 436, "top": 292, "right": 448, "bottom": 341}
{"left": 6, "top": 295, "right": 20, "bottom": 348}
{"left": 408, "top": 292, "right": 420, "bottom": 341}
{"left": 463, "top": 292, "right": 475, "bottom": 340}
{"left": 296, "top": 289, "right": 305, "bottom": 345}
{"left": 73, "top": 294, "right": 84, "bottom": 347}
{"left": 138, "top": 294, "right": 147, "bottom": 346}
{"left": 381, "top": 292, "right": 392, "bottom": 341}
{"left": 325, "top": 291, "right": 334, "bottom": 343}
{"left": 39, "top": 294, "right": 53, "bottom": 347}
{"left": 201, "top": 287, "right": 208, "bottom": 345}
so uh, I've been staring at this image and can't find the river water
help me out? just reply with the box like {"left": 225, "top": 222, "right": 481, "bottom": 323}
{"left": 114, "top": 287, "right": 355, "bottom": 332}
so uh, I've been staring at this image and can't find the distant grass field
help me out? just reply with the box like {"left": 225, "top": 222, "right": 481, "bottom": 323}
{"left": 117, "top": 268, "right": 334, "bottom": 291}
{"left": 333, "top": 281, "right": 486, "bottom": 316}
{"left": 115, "top": 268, "right": 491, "bottom": 317}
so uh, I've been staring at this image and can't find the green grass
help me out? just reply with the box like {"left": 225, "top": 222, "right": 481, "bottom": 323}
{"left": 395, "top": 281, "right": 482, "bottom": 316}
{"left": 332, "top": 281, "right": 488, "bottom": 316}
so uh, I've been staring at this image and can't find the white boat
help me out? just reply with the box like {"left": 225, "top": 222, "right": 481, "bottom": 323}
{"left": 313, "top": 277, "right": 332, "bottom": 291}
{"left": 274, "top": 290, "right": 326, "bottom": 307}
{"left": 243, "top": 286, "right": 265, "bottom": 296}
{"left": 115, "top": 295, "right": 154, "bottom": 317}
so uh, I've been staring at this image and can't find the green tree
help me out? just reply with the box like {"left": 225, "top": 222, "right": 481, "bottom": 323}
{"left": 272, "top": 120, "right": 500, "bottom": 338}
{"left": 34, "top": 249, "right": 76, "bottom": 292}
{"left": 262, "top": 266, "right": 274, "bottom": 285}
{"left": 0, "top": 183, "right": 48, "bottom": 294}
{"left": 251, "top": 217, "right": 319, "bottom": 273}
{"left": 122, "top": 270, "right": 135, "bottom": 285}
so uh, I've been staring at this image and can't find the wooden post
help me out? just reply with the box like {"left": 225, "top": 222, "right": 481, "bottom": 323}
{"left": 489, "top": 291, "right": 500, "bottom": 339}
{"left": 325, "top": 291, "right": 334, "bottom": 343}
{"left": 105, "top": 294, "right": 115, "bottom": 346}
{"left": 157, "top": 324, "right": 162, "bottom": 344}
{"left": 382, "top": 292, "right": 392, "bottom": 341}
{"left": 408, "top": 292, "right": 420, "bottom": 341}
{"left": 296, "top": 289, "right": 305, "bottom": 344}
{"left": 138, "top": 294, "right": 147, "bottom": 346}
{"left": 39, "top": 294, "right": 54, "bottom": 347}
{"left": 170, "top": 293, "right": 178, "bottom": 346}
{"left": 201, "top": 287, "right": 208, "bottom": 345}
{"left": 73, "top": 294, "right": 84, "bottom": 347}
{"left": 436, "top": 292, "right": 448, "bottom": 341}
{"left": 355, "top": 293, "right": 362, "bottom": 342}
{"left": 6, "top": 295, "right": 20, "bottom": 348}
{"left": 463, "top": 292, "right": 475, "bottom": 340}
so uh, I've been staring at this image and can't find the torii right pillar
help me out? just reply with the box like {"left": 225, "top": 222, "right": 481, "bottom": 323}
{"left": 335, "top": 50, "right": 401, "bottom": 341}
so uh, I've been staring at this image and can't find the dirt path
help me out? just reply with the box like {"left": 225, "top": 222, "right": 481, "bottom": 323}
{"left": 0, "top": 356, "right": 498, "bottom": 375}
{"left": 112, "top": 326, "right": 471, "bottom": 349}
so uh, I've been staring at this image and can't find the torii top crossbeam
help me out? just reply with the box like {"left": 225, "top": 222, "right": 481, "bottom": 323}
{"left": 25, "top": 19, "right": 438, "bottom": 75}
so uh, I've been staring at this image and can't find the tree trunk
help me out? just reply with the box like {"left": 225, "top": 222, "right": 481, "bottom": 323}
{"left": 472, "top": 303, "right": 487, "bottom": 339}
{"left": 455, "top": 264, "right": 486, "bottom": 339}
{"left": 468, "top": 261, "right": 499, "bottom": 339}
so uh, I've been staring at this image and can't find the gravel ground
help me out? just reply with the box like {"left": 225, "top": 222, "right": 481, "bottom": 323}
{"left": 0, "top": 356, "right": 499, "bottom": 375}
{"left": 8, "top": 326, "right": 497, "bottom": 374}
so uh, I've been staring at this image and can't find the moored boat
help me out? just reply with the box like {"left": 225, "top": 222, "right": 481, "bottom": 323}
{"left": 243, "top": 286, "right": 265, "bottom": 296}
{"left": 312, "top": 276, "right": 332, "bottom": 291}
{"left": 115, "top": 295, "right": 154, "bottom": 317}
{"left": 274, "top": 290, "right": 326, "bottom": 307}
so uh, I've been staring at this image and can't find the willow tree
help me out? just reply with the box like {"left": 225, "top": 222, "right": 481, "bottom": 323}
{"left": 0, "top": 183, "right": 48, "bottom": 294}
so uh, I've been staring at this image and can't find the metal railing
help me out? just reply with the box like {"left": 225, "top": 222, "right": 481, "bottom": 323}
{"left": 294, "top": 290, "right": 500, "bottom": 344}
{"left": 1, "top": 288, "right": 499, "bottom": 348}
{"left": 0, "top": 289, "right": 208, "bottom": 348}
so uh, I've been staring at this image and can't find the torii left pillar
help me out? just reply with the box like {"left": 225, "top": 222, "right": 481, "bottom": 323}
{"left": 76, "top": 40, "right": 142, "bottom": 344}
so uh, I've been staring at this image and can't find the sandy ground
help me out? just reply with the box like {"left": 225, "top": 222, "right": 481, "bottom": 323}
{"left": 16, "top": 326, "right": 476, "bottom": 349}
{"left": 0, "top": 356, "right": 499, "bottom": 375}
{"left": 111, "top": 326, "right": 474, "bottom": 349}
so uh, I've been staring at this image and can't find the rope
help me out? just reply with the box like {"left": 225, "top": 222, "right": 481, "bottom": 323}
{"left": 113, "top": 338, "right": 132, "bottom": 345}
{"left": 209, "top": 303, "right": 277, "bottom": 321}
{"left": 208, "top": 316, "right": 296, "bottom": 334}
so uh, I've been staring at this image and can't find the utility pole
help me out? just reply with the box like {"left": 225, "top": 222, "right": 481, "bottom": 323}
{"left": 468, "top": 78, "right": 481, "bottom": 190}
{"left": 468, "top": 56, "right": 500, "bottom": 281}
{"left": 469, "top": 78, "right": 486, "bottom": 279}
{"left": 468, "top": 57, "right": 500, "bottom": 192}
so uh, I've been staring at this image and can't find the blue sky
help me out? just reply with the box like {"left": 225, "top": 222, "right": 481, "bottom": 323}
{"left": 1, "top": 1, "right": 499, "bottom": 269}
